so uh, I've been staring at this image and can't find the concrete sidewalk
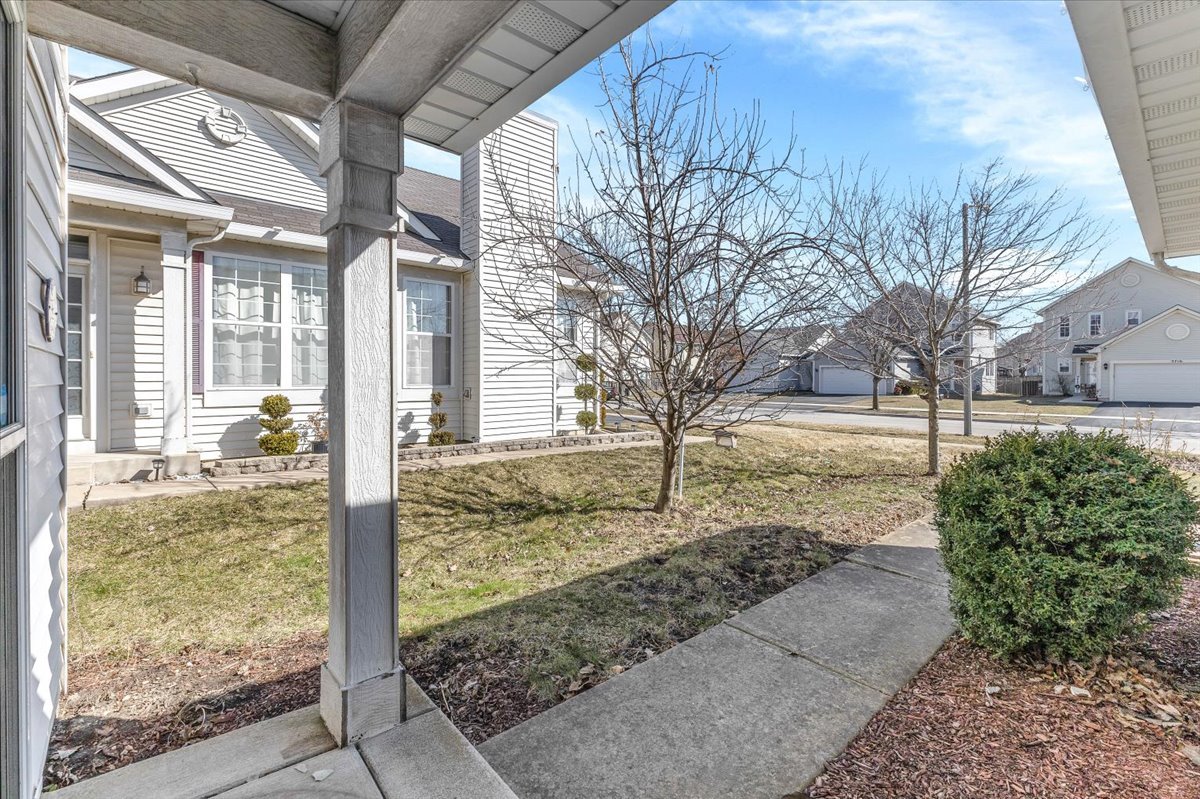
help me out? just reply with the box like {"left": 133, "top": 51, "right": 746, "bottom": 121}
{"left": 71, "top": 436, "right": 701, "bottom": 510}
{"left": 480, "top": 519, "right": 955, "bottom": 799}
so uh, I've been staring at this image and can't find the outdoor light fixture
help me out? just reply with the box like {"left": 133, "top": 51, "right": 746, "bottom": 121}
{"left": 152, "top": 457, "right": 165, "bottom": 481}
{"left": 132, "top": 268, "right": 152, "bottom": 295}
{"left": 714, "top": 429, "right": 738, "bottom": 449}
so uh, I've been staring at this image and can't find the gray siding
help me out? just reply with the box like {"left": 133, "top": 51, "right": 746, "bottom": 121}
{"left": 107, "top": 238, "right": 164, "bottom": 451}
{"left": 20, "top": 34, "right": 69, "bottom": 796}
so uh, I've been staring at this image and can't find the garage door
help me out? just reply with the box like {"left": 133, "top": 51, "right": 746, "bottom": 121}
{"left": 1111, "top": 362, "right": 1200, "bottom": 403}
{"left": 818, "top": 366, "right": 876, "bottom": 395}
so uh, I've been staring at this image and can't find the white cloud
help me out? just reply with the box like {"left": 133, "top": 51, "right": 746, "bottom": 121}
{"left": 726, "top": 0, "right": 1129, "bottom": 210}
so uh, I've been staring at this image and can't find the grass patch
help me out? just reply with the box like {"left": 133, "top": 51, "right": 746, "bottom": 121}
{"left": 837, "top": 393, "right": 1098, "bottom": 422}
{"left": 64, "top": 425, "right": 942, "bottom": 749}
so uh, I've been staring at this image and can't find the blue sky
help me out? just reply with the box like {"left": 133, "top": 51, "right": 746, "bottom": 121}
{"left": 68, "top": 0, "right": 1181, "bottom": 270}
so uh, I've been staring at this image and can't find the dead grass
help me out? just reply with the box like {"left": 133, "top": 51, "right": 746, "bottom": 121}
{"left": 54, "top": 425, "right": 941, "bottom": 785}
{"left": 837, "top": 393, "right": 1099, "bottom": 423}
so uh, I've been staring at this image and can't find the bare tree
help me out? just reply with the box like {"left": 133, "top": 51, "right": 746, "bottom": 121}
{"left": 478, "top": 39, "right": 836, "bottom": 513}
{"left": 823, "top": 306, "right": 902, "bottom": 411}
{"left": 823, "top": 161, "right": 1107, "bottom": 475}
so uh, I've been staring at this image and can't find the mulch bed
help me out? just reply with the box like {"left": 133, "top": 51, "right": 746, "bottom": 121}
{"left": 804, "top": 578, "right": 1200, "bottom": 799}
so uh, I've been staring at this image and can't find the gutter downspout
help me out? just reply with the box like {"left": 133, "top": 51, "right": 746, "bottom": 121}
{"left": 183, "top": 223, "right": 229, "bottom": 451}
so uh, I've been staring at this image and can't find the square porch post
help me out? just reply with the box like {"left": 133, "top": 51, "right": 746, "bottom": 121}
{"left": 159, "top": 231, "right": 189, "bottom": 457}
{"left": 318, "top": 100, "right": 405, "bottom": 745}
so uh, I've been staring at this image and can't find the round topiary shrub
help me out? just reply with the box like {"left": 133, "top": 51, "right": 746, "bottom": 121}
{"left": 576, "top": 410, "right": 597, "bottom": 432}
{"left": 258, "top": 394, "right": 298, "bottom": 455}
{"left": 574, "top": 383, "right": 597, "bottom": 402}
{"left": 936, "top": 429, "right": 1197, "bottom": 661}
{"left": 575, "top": 353, "right": 596, "bottom": 373}
{"left": 428, "top": 430, "right": 455, "bottom": 446}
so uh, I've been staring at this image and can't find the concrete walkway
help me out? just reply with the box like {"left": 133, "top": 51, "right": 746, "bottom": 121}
{"left": 480, "top": 519, "right": 955, "bottom": 799}
{"left": 70, "top": 436, "right": 702, "bottom": 510}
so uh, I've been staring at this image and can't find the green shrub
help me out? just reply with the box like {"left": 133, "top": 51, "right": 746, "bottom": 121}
{"left": 259, "top": 394, "right": 292, "bottom": 418}
{"left": 574, "top": 383, "right": 597, "bottom": 402}
{"left": 936, "top": 429, "right": 1197, "bottom": 660}
{"left": 257, "top": 394, "right": 297, "bottom": 455}
{"left": 258, "top": 431, "right": 300, "bottom": 456}
{"left": 576, "top": 410, "right": 597, "bottom": 432}
{"left": 427, "top": 391, "right": 455, "bottom": 447}
{"left": 575, "top": 353, "right": 596, "bottom": 373}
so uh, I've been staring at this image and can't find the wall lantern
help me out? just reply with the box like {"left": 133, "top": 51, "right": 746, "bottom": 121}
{"left": 132, "top": 268, "right": 152, "bottom": 295}
{"left": 1103, "top": 362, "right": 1109, "bottom": 370}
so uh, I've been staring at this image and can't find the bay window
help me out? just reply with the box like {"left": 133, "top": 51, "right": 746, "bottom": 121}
{"left": 404, "top": 279, "right": 452, "bottom": 387}
{"left": 209, "top": 254, "right": 326, "bottom": 389}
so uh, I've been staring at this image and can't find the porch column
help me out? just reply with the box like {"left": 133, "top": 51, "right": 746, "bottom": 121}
{"left": 318, "top": 100, "right": 404, "bottom": 745}
{"left": 160, "top": 231, "right": 189, "bottom": 457}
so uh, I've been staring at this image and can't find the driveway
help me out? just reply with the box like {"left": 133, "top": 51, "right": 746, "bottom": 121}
{"left": 1070, "top": 403, "right": 1200, "bottom": 436}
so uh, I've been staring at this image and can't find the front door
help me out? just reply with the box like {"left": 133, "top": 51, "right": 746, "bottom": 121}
{"left": 65, "top": 268, "right": 90, "bottom": 446}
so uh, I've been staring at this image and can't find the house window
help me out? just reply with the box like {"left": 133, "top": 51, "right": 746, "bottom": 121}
{"left": 1126, "top": 309, "right": 1141, "bottom": 326}
{"left": 212, "top": 255, "right": 281, "bottom": 386}
{"left": 984, "top": 360, "right": 995, "bottom": 377}
{"left": 1088, "top": 312, "right": 1102, "bottom": 337}
{"left": 556, "top": 295, "right": 577, "bottom": 344}
{"left": 208, "top": 254, "right": 327, "bottom": 389}
{"left": 404, "top": 279, "right": 452, "bottom": 387}
{"left": 1058, "top": 316, "right": 1070, "bottom": 338}
{"left": 1058, "top": 359, "right": 1071, "bottom": 374}
{"left": 291, "top": 267, "right": 327, "bottom": 387}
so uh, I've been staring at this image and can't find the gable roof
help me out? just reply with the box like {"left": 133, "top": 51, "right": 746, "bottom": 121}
{"left": 1039, "top": 257, "right": 1200, "bottom": 316}
{"left": 1096, "top": 305, "right": 1200, "bottom": 350}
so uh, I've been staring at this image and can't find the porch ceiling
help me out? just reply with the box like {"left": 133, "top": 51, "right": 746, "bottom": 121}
{"left": 1067, "top": 0, "right": 1200, "bottom": 259}
{"left": 27, "top": 0, "right": 670, "bottom": 153}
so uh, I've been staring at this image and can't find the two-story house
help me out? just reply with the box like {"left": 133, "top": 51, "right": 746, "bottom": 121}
{"left": 1038, "top": 257, "right": 1200, "bottom": 402}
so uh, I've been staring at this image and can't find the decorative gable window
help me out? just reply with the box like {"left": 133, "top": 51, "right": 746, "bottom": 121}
{"left": 1058, "top": 359, "right": 1071, "bottom": 374}
{"left": 1126, "top": 309, "right": 1141, "bottom": 326}
{"left": 1058, "top": 316, "right": 1070, "bottom": 338}
{"left": 404, "top": 279, "right": 453, "bottom": 387}
{"left": 1088, "top": 312, "right": 1102, "bottom": 337}
{"left": 208, "top": 254, "right": 327, "bottom": 389}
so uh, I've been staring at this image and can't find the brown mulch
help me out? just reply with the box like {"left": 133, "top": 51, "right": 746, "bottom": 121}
{"left": 804, "top": 578, "right": 1200, "bottom": 799}
{"left": 43, "top": 634, "right": 325, "bottom": 789}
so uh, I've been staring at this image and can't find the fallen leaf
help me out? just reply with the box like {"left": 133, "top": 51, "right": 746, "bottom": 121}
{"left": 312, "top": 769, "right": 333, "bottom": 782}
{"left": 294, "top": 763, "right": 308, "bottom": 773}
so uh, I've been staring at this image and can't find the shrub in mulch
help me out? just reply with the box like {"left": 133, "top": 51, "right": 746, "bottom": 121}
{"left": 937, "top": 429, "right": 1198, "bottom": 661}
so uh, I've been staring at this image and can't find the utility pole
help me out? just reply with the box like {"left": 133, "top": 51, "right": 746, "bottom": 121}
{"left": 962, "top": 203, "right": 973, "bottom": 437}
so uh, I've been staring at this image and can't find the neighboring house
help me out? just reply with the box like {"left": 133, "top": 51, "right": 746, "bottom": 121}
{"left": 997, "top": 327, "right": 1043, "bottom": 378}
{"left": 735, "top": 325, "right": 830, "bottom": 393}
{"left": 810, "top": 284, "right": 1000, "bottom": 396}
{"left": 63, "top": 70, "right": 581, "bottom": 477}
{"left": 1036, "top": 257, "right": 1200, "bottom": 401}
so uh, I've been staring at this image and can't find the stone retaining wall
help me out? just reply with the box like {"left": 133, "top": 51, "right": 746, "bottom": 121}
{"left": 204, "top": 430, "right": 658, "bottom": 477}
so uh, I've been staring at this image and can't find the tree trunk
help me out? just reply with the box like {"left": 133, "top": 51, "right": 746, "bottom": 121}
{"left": 871, "top": 376, "right": 881, "bottom": 411}
{"left": 654, "top": 437, "right": 679, "bottom": 513}
{"left": 926, "top": 384, "right": 941, "bottom": 476}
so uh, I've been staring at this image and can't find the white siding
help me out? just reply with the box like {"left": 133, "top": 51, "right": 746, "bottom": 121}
{"left": 107, "top": 238, "right": 164, "bottom": 451}
{"left": 19, "top": 35, "right": 69, "bottom": 797}
{"left": 103, "top": 89, "right": 325, "bottom": 210}
{"left": 1099, "top": 308, "right": 1200, "bottom": 401}
{"left": 471, "top": 113, "right": 558, "bottom": 441}
{"left": 460, "top": 147, "right": 483, "bottom": 441}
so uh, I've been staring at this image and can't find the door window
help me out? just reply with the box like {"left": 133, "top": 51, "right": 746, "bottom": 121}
{"left": 66, "top": 274, "right": 84, "bottom": 415}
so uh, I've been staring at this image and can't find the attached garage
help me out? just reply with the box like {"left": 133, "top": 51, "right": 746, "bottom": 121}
{"left": 1110, "top": 362, "right": 1200, "bottom": 404}
{"left": 817, "top": 365, "right": 876, "bottom": 395}
{"left": 1098, "top": 307, "right": 1200, "bottom": 405}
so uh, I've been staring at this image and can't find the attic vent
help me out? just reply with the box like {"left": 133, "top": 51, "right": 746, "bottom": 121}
{"left": 1152, "top": 155, "right": 1200, "bottom": 175}
{"left": 1148, "top": 129, "right": 1200, "bottom": 151}
{"left": 1156, "top": 176, "right": 1200, "bottom": 194}
{"left": 404, "top": 117, "right": 455, "bottom": 144}
{"left": 1124, "top": 0, "right": 1197, "bottom": 30}
{"left": 1142, "top": 94, "right": 1200, "bottom": 121}
{"left": 1135, "top": 49, "right": 1199, "bottom": 82}
{"left": 444, "top": 69, "right": 508, "bottom": 103}
{"left": 506, "top": 3, "right": 583, "bottom": 51}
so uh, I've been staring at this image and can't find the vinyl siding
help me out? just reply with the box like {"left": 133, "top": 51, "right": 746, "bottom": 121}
{"left": 107, "top": 238, "right": 164, "bottom": 451}
{"left": 20, "top": 35, "right": 69, "bottom": 797}
{"left": 473, "top": 113, "right": 558, "bottom": 441}
{"left": 460, "top": 146, "right": 482, "bottom": 441}
{"left": 103, "top": 89, "right": 325, "bottom": 211}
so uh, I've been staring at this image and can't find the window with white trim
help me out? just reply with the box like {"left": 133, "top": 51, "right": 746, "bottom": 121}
{"left": 1088, "top": 312, "right": 1102, "bottom": 337}
{"left": 209, "top": 254, "right": 327, "bottom": 388}
{"left": 1058, "top": 316, "right": 1070, "bottom": 338}
{"left": 404, "top": 279, "right": 452, "bottom": 387}
{"left": 1058, "top": 359, "right": 1071, "bottom": 374}
{"left": 1125, "top": 309, "right": 1141, "bottom": 327}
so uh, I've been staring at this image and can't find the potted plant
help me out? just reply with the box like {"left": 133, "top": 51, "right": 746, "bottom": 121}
{"left": 307, "top": 403, "right": 329, "bottom": 454}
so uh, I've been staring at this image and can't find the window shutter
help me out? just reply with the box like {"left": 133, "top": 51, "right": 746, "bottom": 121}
{"left": 191, "top": 250, "right": 204, "bottom": 394}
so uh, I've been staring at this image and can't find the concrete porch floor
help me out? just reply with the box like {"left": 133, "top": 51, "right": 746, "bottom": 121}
{"left": 52, "top": 678, "right": 516, "bottom": 799}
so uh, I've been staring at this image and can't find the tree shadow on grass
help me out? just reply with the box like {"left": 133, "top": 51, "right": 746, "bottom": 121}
{"left": 49, "top": 517, "right": 868, "bottom": 788}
